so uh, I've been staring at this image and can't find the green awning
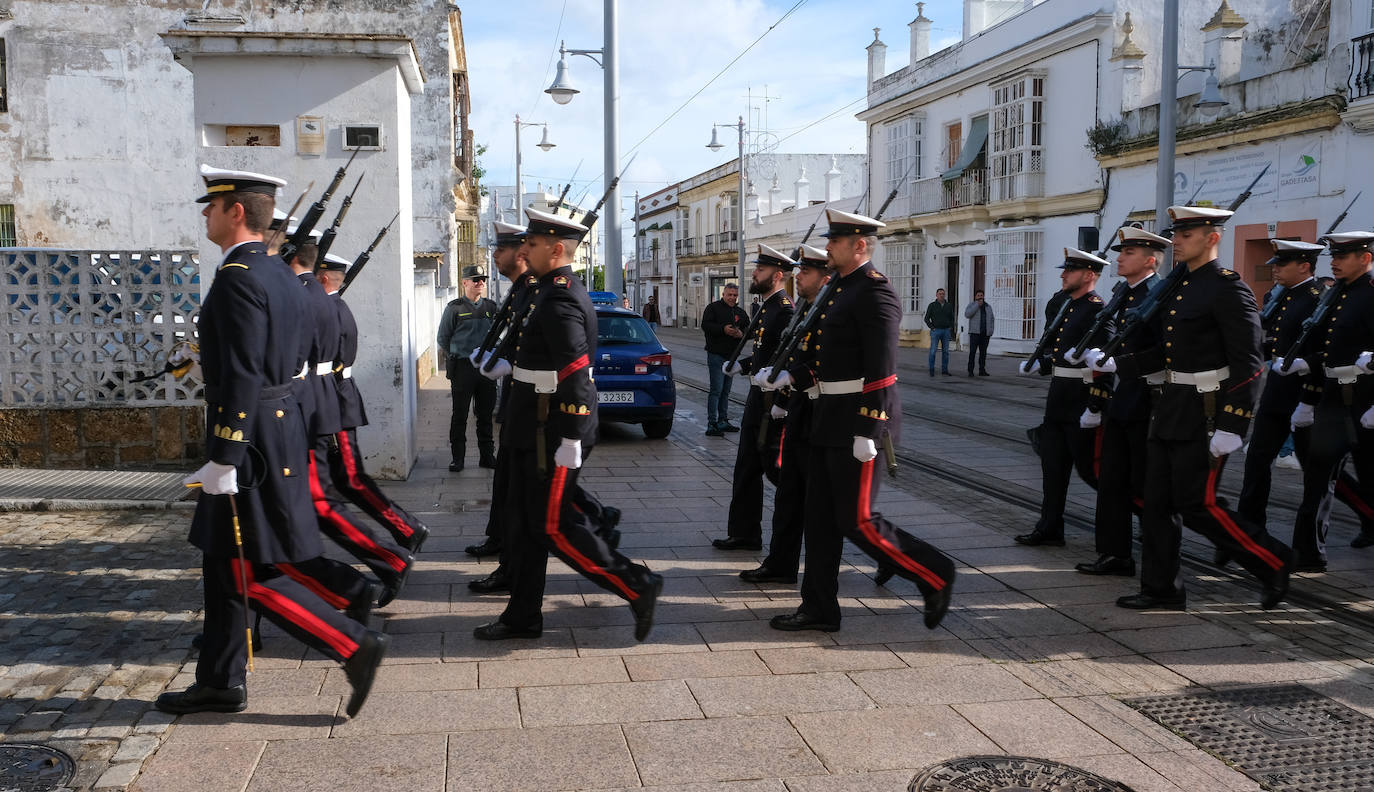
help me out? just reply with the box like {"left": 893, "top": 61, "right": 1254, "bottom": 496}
{"left": 941, "top": 116, "right": 989, "bottom": 181}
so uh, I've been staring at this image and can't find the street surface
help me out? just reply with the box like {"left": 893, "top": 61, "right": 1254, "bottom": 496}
{"left": 4, "top": 331, "right": 1374, "bottom": 790}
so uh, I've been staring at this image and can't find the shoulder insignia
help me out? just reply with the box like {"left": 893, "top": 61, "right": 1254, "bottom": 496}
{"left": 219, "top": 262, "right": 249, "bottom": 271}
{"left": 525, "top": 275, "right": 537, "bottom": 285}
{"left": 1218, "top": 268, "right": 1240, "bottom": 280}
{"left": 781, "top": 295, "right": 793, "bottom": 306}
{"left": 554, "top": 276, "right": 569, "bottom": 286}
{"left": 1088, "top": 294, "right": 1103, "bottom": 303}
{"left": 867, "top": 269, "right": 885, "bottom": 280}
{"left": 1309, "top": 286, "right": 1321, "bottom": 296}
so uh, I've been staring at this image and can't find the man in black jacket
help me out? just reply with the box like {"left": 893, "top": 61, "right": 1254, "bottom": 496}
{"left": 701, "top": 284, "right": 749, "bottom": 435}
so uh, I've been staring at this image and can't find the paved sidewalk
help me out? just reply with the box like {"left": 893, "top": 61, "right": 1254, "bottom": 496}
{"left": 4, "top": 373, "right": 1374, "bottom": 791}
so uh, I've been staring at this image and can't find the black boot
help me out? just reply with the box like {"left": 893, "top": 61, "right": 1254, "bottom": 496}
{"left": 155, "top": 683, "right": 247, "bottom": 714}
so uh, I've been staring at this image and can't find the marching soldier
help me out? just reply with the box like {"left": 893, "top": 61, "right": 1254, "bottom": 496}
{"left": 742, "top": 244, "right": 829, "bottom": 584}
{"left": 769, "top": 208, "right": 956, "bottom": 633}
{"left": 158, "top": 166, "right": 385, "bottom": 717}
{"left": 1076, "top": 228, "right": 1168, "bottom": 576}
{"left": 1015, "top": 248, "right": 1109, "bottom": 548}
{"left": 473, "top": 208, "right": 662, "bottom": 641}
{"left": 713, "top": 245, "right": 795, "bottom": 551}
{"left": 1279, "top": 232, "right": 1374, "bottom": 568}
{"left": 438, "top": 264, "right": 500, "bottom": 472}
{"left": 1090, "top": 206, "right": 1291, "bottom": 611}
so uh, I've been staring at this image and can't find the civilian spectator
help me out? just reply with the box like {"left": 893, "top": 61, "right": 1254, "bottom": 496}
{"left": 924, "top": 288, "right": 955, "bottom": 376}
{"left": 701, "top": 284, "right": 748, "bottom": 436}
{"left": 963, "top": 290, "right": 994, "bottom": 376}
{"left": 642, "top": 295, "right": 661, "bottom": 328}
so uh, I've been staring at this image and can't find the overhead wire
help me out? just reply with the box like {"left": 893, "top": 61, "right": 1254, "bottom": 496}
{"left": 527, "top": 0, "right": 570, "bottom": 116}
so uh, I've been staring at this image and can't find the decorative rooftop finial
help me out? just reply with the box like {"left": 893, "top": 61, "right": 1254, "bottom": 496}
{"left": 916, "top": 2, "right": 931, "bottom": 22}
{"left": 873, "top": 27, "right": 882, "bottom": 43}
{"left": 1110, "top": 11, "right": 1146, "bottom": 61}
{"left": 1202, "top": 0, "right": 1247, "bottom": 31}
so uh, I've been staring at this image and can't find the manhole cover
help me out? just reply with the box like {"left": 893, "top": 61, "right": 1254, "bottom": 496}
{"left": 0, "top": 743, "right": 76, "bottom": 792}
{"left": 909, "top": 755, "right": 1135, "bottom": 791}
{"left": 1126, "top": 684, "right": 1374, "bottom": 791}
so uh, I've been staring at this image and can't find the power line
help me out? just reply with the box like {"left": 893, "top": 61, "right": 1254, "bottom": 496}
{"left": 773, "top": 94, "right": 868, "bottom": 146}
{"left": 527, "top": 0, "right": 570, "bottom": 116}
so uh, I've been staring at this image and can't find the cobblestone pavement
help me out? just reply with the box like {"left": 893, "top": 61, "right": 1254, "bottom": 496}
{"left": 5, "top": 349, "right": 1374, "bottom": 791}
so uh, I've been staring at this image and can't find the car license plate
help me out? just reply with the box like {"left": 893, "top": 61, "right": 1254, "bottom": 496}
{"left": 598, "top": 391, "right": 635, "bottom": 404}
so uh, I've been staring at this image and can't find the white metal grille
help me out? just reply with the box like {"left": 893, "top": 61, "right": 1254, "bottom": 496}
{"left": 884, "top": 115, "right": 922, "bottom": 217}
{"left": 990, "top": 74, "right": 1044, "bottom": 202}
{"left": 985, "top": 229, "right": 1042, "bottom": 341}
{"left": 881, "top": 239, "right": 923, "bottom": 323}
{"left": 1, "top": 249, "right": 202, "bottom": 406}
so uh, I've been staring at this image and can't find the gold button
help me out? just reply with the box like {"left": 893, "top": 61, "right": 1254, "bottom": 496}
{"left": 1175, "top": 295, "right": 1183, "bottom": 301}
{"left": 283, "top": 467, "right": 292, "bottom": 476}
{"left": 276, "top": 410, "right": 285, "bottom": 418}
{"left": 1166, "top": 342, "right": 1172, "bottom": 347}
{"left": 1166, "top": 326, "right": 1173, "bottom": 331}
{"left": 1169, "top": 310, "right": 1176, "bottom": 315}
{"left": 820, "top": 314, "right": 826, "bottom": 319}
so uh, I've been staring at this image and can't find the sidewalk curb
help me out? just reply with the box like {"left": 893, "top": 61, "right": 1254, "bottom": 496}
{"left": 0, "top": 497, "right": 196, "bottom": 512}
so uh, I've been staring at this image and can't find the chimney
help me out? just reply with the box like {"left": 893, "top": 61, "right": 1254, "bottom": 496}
{"left": 910, "top": 2, "right": 932, "bottom": 65}
{"left": 1201, "top": 0, "right": 1246, "bottom": 84}
{"left": 745, "top": 180, "right": 760, "bottom": 225}
{"left": 825, "top": 156, "right": 842, "bottom": 201}
{"left": 1110, "top": 12, "right": 1147, "bottom": 110}
{"left": 866, "top": 28, "right": 886, "bottom": 91}
{"left": 768, "top": 175, "right": 782, "bottom": 216}
{"left": 794, "top": 168, "right": 810, "bottom": 209}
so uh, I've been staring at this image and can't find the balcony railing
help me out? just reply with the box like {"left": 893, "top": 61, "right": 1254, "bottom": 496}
{"left": 1354, "top": 31, "right": 1374, "bottom": 99}
{"left": 991, "top": 155, "right": 1045, "bottom": 202}
{"left": 705, "top": 236, "right": 716, "bottom": 254}
{"left": 716, "top": 231, "right": 738, "bottom": 253}
{"left": 909, "top": 168, "right": 991, "bottom": 215}
{"left": 679, "top": 238, "right": 696, "bottom": 256}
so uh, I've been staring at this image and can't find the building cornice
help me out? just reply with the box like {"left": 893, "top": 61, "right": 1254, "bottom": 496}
{"left": 160, "top": 30, "right": 426, "bottom": 94}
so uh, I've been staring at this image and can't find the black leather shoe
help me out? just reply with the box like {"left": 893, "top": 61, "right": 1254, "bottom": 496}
{"left": 1116, "top": 592, "right": 1186, "bottom": 611}
{"left": 942, "top": 370, "right": 952, "bottom": 376}
{"left": 712, "top": 536, "right": 763, "bottom": 551}
{"left": 478, "top": 452, "right": 498, "bottom": 469}
{"left": 401, "top": 523, "right": 430, "bottom": 554}
{"left": 1261, "top": 567, "right": 1291, "bottom": 610}
{"left": 631, "top": 573, "right": 664, "bottom": 642}
{"left": 1213, "top": 549, "right": 1233, "bottom": 568}
{"left": 1074, "top": 555, "right": 1136, "bottom": 576}
{"left": 871, "top": 563, "right": 896, "bottom": 586}
{"left": 343, "top": 631, "right": 388, "bottom": 718}
{"left": 376, "top": 554, "right": 415, "bottom": 608}
{"left": 1014, "top": 531, "right": 1065, "bottom": 547}
{"left": 979, "top": 370, "right": 990, "bottom": 376}
{"left": 769, "top": 612, "right": 840, "bottom": 632}
{"left": 719, "top": 421, "right": 740, "bottom": 433}
{"left": 448, "top": 461, "right": 464, "bottom": 472}
{"left": 155, "top": 683, "right": 247, "bottom": 714}
{"left": 739, "top": 565, "right": 797, "bottom": 584}
{"left": 347, "top": 581, "right": 381, "bottom": 625}
{"left": 465, "top": 537, "right": 502, "bottom": 557}
{"left": 468, "top": 569, "right": 511, "bottom": 594}
{"left": 1353, "top": 532, "right": 1374, "bottom": 549}
{"left": 473, "top": 621, "right": 542, "bottom": 640}
{"left": 705, "top": 426, "right": 725, "bottom": 437}
{"left": 924, "top": 571, "right": 956, "bottom": 629}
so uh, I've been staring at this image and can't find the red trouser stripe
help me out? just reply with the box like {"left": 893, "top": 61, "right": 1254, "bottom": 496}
{"left": 855, "top": 459, "right": 945, "bottom": 590}
{"left": 1337, "top": 477, "right": 1374, "bottom": 519}
{"left": 545, "top": 466, "right": 637, "bottom": 600}
{"left": 336, "top": 431, "right": 414, "bottom": 538}
{"left": 1204, "top": 463, "right": 1285, "bottom": 570}
{"left": 231, "top": 559, "right": 358, "bottom": 658}
{"left": 276, "top": 562, "right": 350, "bottom": 610}
{"left": 309, "top": 451, "right": 407, "bottom": 573}
{"left": 559, "top": 354, "right": 590, "bottom": 381}
{"left": 861, "top": 374, "right": 897, "bottom": 394}
{"left": 776, "top": 427, "right": 787, "bottom": 470}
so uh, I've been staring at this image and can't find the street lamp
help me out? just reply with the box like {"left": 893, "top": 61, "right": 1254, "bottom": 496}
{"left": 1157, "top": 0, "right": 1232, "bottom": 229}
{"left": 706, "top": 118, "right": 747, "bottom": 288}
{"left": 514, "top": 115, "right": 554, "bottom": 225}
{"left": 545, "top": 1, "right": 623, "bottom": 295}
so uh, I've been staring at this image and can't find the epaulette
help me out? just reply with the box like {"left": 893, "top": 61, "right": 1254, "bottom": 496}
{"left": 525, "top": 274, "right": 538, "bottom": 285}
{"left": 1088, "top": 294, "right": 1103, "bottom": 303}
{"left": 554, "top": 275, "right": 569, "bottom": 287}
{"left": 1308, "top": 285, "right": 1321, "bottom": 296}
{"left": 867, "top": 269, "right": 886, "bottom": 280}
{"left": 1217, "top": 268, "right": 1241, "bottom": 281}
{"left": 218, "top": 262, "right": 249, "bottom": 272}
{"left": 781, "top": 295, "right": 793, "bottom": 306}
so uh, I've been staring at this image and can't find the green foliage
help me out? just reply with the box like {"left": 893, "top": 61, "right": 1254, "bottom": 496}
{"left": 473, "top": 142, "right": 489, "bottom": 197}
{"left": 1085, "top": 118, "right": 1129, "bottom": 157}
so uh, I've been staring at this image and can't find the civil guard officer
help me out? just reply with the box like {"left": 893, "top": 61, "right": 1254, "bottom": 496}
{"left": 1278, "top": 231, "right": 1374, "bottom": 566}
{"left": 1075, "top": 227, "right": 1169, "bottom": 577}
{"left": 314, "top": 253, "right": 431, "bottom": 556}
{"left": 1088, "top": 205, "right": 1292, "bottom": 611}
{"left": 158, "top": 166, "right": 385, "bottom": 717}
{"left": 742, "top": 244, "right": 829, "bottom": 584}
{"left": 438, "top": 264, "right": 500, "bottom": 472}
{"left": 768, "top": 208, "right": 956, "bottom": 633}
{"left": 473, "top": 208, "right": 663, "bottom": 641}
{"left": 1015, "top": 248, "right": 1109, "bottom": 548}
{"left": 712, "top": 244, "right": 796, "bottom": 552}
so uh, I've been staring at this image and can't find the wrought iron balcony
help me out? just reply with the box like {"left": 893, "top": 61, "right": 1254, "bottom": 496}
{"left": 1354, "top": 31, "right": 1374, "bottom": 100}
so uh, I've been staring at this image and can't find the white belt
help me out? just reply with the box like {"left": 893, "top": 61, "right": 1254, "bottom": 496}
{"left": 293, "top": 363, "right": 309, "bottom": 380}
{"left": 1143, "top": 370, "right": 1166, "bottom": 385}
{"left": 817, "top": 378, "right": 863, "bottom": 395}
{"left": 1164, "top": 366, "right": 1230, "bottom": 393}
{"left": 513, "top": 365, "right": 559, "bottom": 394}
{"left": 340, "top": 366, "right": 353, "bottom": 379}
{"left": 1051, "top": 366, "right": 1094, "bottom": 383}
{"left": 1325, "top": 365, "right": 1368, "bottom": 385}
{"left": 805, "top": 385, "right": 820, "bottom": 400}
{"left": 314, "top": 362, "right": 333, "bottom": 376}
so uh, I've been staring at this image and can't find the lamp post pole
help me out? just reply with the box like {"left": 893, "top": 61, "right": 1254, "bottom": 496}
{"left": 604, "top": 0, "right": 622, "bottom": 297}
{"left": 515, "top": 115, "right": 525, "bottom": 223}
{"left": 736, "top": 117, "right": 746, "bottom": 289}
{"left": 1155, "top": 0, "right": 1178, "bottom": 231}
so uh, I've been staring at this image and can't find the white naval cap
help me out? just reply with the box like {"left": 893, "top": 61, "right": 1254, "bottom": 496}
{"left": 1319, "top": 231, "right": 1374, "bottom": 253}
{"left": 796, "top": 243, "right": 829, "bottom": 268}
{"left": 820, "top": 207, "right": 886, "bottom": 238}
{"left": 525, "top": 207, "right": 589, "bottom": 241}
{"left": 196, "top": 164, "right": 287, "bottom": 203}
{"left": 316, "top": 252, "right": 351, "bottom": 273}
{"left": 1166, "top": 205, "right": 1234, "bottom": 231}
{"left": 752, "top": 243, "right": 796, "bottom": 271}
{"left": 492, "top": 221, "right": 528, "bottom": 245}
{"left": 1059, "top": 247, "right": 1110, "bottom": 272}
{"left": 1267, "top": 239, "right": 1325, "bottom": 264}
{"left": 1110, "top": 226, "right": 1171, "bottom": 252}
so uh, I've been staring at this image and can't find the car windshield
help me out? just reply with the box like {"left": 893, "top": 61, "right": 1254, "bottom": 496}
{"left": 597, "top": 314, "right": 656, "bottom": 346}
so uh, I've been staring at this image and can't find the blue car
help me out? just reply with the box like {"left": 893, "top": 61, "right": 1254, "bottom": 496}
{"left": 593, "top": 305, "right": 675, "bottom": 439}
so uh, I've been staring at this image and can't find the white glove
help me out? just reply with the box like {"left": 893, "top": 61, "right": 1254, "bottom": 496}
{"left": 184, "top": 460, "right": 238, "bottom": 495}
{"left": 1362, "top": 405, "right": 1374, "bottom": 429}
{"left": 480, "top": 357, "right": 511, "bottom": 381}
{"left": 1018, "top": 360, "right": 1040, "bottom": 376}
{"left": 1079, "top": 408, "right": 1102, "bottom": 429}
{"left": 1085, "top": 349, "right": 1117, "bottom": 373}
{"left": 1357, "top": 351, "right": 1374, "bottom": 373}
{"left": 1273, "top": 357, "right": 1309, "bottom": 376}
{"left": 1209, "top": 430, "right": 1243, "bottom": 458}
{"left": 757, "top": 368, "right": 792, "bottom": 392}
{"left": 852, "top": 436, "right": 878, "bottom": 463}
{"left": 769, "top": 404, "right": 788, "bottom": 420}
{"left": 468, "top": 347, "right": 485, "bottom": 367}
{"left": 168, "top": 344, "right": 200, "bottom": 367}
{"left": 1064, "top": 347, "right": 1086, "bottom": 365}
{"left": 1290, "top": 403, "right": 1315, "bottom": 431}
{"left": 554, "top": 438, "right": 582, "bottom": 469}
{"left": 723, "top": 360, "right": 744, "bottom": 377}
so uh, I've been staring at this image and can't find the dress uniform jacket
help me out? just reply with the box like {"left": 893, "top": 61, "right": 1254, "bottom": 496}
{"left": 331, "top": 294, "right": 368, "bottom": 431}
{"left": 1298, "top": 274, "right": 1374, "bottom": 410}
{"left": 494, "top": 273, "right": 540, "bottom": 425}
{"left": 506, "top": 266, "right": 599, "bottom": 450}
{"left": 1105, "top": 276, "right": 1161, "bottom": 423}
{"left": 738, "top": 290, "right": 794, "bottom": 376}
{"left": 1035, "top": 292, "right": 1110, "bottom": 421}
{"left": 299, "top": 272, "right": 342, "bottom": 438}
{"left": 1258, "top": 279, "right": 1323, "bottom": 417}
{"left": 808, "top": 262, "right": 902, "bottom": 448}
{"left": 190, "top": 241, "right": 319, "bottom": 563}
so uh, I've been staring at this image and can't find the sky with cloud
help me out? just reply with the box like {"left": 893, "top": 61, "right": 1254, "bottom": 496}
{"left": 462, "top": 0, "right": 966, "bottom": 222}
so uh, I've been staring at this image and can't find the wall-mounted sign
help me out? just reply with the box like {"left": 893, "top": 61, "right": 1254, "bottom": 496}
{"left": 296, "top": 116, "right": 324, "bottom": 155}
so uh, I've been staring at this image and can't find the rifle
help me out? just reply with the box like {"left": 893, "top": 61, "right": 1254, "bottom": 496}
{"left": 575, "top": 152, "right": 638, "bottom": 233}
{"left": 1262, "top": 192, "right": 1360, "bottom": 329}
{"left": 1187, "top": 179, "right": 1207, "bottom": 206}
{"left": 263, "top": 182, "right": 314, "bottom": 254}
{"left": 338, "top": 211, "right": 398, "bottom": 296}
{"left": 553, "top": 159, "right": 584, "bottom": 216}
{"left": 315, "top": 174, "right": 364, "bottom": 261}
{"left": 1066, "top": 280, "right": 1130, "bottom": 365}
{"left": 726, "top": 209, "right": 829, "bottom": 373}
{"left": 1093, "top": 209, "right": 1135, "bottom": 259}
{"left": 1227, "top": 164, "right": 1268, "bottom": 212}
{"left": 1273, "top": 193, "right": 1364, "bottom": 371}
{"left": 281, "top": 148, "right": 360, "bottom": 262}
{"left": 1327, "top": 191, "right": 1362, "bottom": 235}
{"left": 1024, "top": 290, "right": 1074, "bottom": 366}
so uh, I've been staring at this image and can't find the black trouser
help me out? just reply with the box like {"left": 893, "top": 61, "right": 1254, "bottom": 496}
{"left": 761, "top": 422, "right": 808, "bottom": 575}
{"left": 449, "top": 359, "right": 497, "bottom": 464}
{"left": 199, "top": 556, "right": 367, "bottom": 689}
{"left": 798, "top": 444, "right": 955, "bottom": 625}
{"left": 966, "top": 333, "right": 990, "bottom": 374}
{"left": 1295, "top": 395, "right": 1374, "bottom": 562}
{"left": 1093, "top": 416, "right": 1147, "bottom": 559}
{"left": 328, "top": 428, "right": 426, "bottom": 544}
{"left": 484, "top": 443, "right": 513, "bottom": 541}
{"left": 725, "top": 387, "right": 767, "bottom": 542}
{"left": 309, "top": 440, "right": 408, "bottom": 589}
{"left": 1238, "top": 411, "right": 1304, "bottom": 531}
{"left": 1139, "top": 434, "right": 1291, "bottom": 598}
{"left": 1034, "top": 419, "right": 1100, "bottom": 537}
{"left": 499, "top": 446, "right": 657, "bottom": 629}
